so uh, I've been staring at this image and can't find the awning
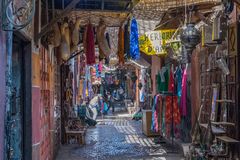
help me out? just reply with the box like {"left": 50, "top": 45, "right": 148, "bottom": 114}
{"left": 128, "top": 57, "right": 151, "bottom": 69}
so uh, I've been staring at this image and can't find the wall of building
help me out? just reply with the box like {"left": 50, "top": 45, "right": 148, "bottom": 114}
{"left": 32, "top": 52, "right": 41, "bottom": 160}
{"left": 151, "top": 55, "right": 161, "bottom": 96}
{"left": 32, "top": 46, "right": 57, "bottom": 160}
{"left": 190, "top": 47, "right": 201, "bottom": 128}
{"left": 0, "top": 22, "right": 6, "bottom": 160}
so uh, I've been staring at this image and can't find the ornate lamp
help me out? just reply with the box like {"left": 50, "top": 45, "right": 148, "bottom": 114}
{"left": 180, "top": 23, "right": 201, "bottom": 62}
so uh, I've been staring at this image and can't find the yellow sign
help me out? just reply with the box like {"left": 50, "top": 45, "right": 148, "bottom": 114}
{"left": 139, "top": 30, "right": 181, "bottom": 56}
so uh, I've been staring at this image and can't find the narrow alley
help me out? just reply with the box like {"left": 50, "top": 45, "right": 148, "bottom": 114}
{"left": 56, "top": 114, "right": 184, "bottom": 160}
{"left": 1, "top": 0, "right": 240, "bottom": 160}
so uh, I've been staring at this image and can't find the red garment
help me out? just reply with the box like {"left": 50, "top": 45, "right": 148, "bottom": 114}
{"left": 85, "top": 23, "right": 96, "bottom": 65}
{"left": 159, "top": 96, "right": 163, "bottom": 133}
{"left": 180, "top": 68, "right": 187, "bottom": 116}
{"left": 165, "top": 96, "right": 181, "bottom": 137}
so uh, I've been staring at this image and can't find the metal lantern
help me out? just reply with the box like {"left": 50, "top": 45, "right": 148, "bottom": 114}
{"left": 180, "top": 23, "right": 201, "bottom": 59}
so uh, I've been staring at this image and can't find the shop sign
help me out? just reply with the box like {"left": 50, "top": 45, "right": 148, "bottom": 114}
{"left": 139, "top": 30, "right": 181, "bottom": 56}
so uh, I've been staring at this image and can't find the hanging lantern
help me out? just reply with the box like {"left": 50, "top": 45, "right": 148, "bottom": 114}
{"left": 180, "top": 23, "right": 201, "bottom": 61}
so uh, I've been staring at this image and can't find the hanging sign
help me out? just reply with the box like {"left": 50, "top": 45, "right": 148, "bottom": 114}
{"left": 139, "top": 29, "right": 181, "bottom": 56}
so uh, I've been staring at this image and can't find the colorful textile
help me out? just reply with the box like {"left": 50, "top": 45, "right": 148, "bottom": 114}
{"left": 175, "top": 67, "right": 182, "bottom": 97}
{"left": 79, "top": 80, "right": 83, "bottom": 97}
{"left": 180, "top": 80, "right": 192, "bottom": 142}
{"left": 130, "top": 18, "right": 140, "bottom": 60}
{"left": 118, "top": 26, "right": 125, "bottom": 64}
{"left": 151, "top": 95, "right": 160, "bottom": 132}
{"left": 99, "top": 61, "right": 103, "bottom": 72}
{"left": 180, "top": 68, "right": 187, "bottom": 116}
{"left": 157, "top": 67, "right": 169, "bottom": 92}
{"left": 85, "top": 23, "right": 96, "bottom": 65}
{"left": 165, "top": 96, "right": 181, "bottom": 137}
{"left": 82, "top": 80, "right": 87, "bottom": 99}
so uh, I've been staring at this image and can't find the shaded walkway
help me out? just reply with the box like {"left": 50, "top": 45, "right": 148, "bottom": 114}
{"left": 56, "top": 116, "right": 184, "bottom": 160}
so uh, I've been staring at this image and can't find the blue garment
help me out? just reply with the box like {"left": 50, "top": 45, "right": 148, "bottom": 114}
{"left": 130, "top": 18, "right": 140, "bottom": 60}
{"left": 175, "top": 67, "right": 182, "bottom": 97}
{"left": 95, "top": 64, "right": 100, "bottom": 78}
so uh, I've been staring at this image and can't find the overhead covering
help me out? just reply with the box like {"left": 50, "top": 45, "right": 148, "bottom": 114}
{"left": 53, "top": 0, "right": 132, "bottom": 12}
{"left": 133, "top": 0, "right": 221, "bottom": 20}
{"left": 68, "top": 11, "right": 128, "bottom": 27}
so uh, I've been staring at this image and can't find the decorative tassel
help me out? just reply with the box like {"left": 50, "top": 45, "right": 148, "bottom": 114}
{"left": 85, "top": 23, "right": 96, "bottom": 65}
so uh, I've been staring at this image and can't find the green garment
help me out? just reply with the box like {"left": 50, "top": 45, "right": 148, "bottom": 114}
{"left": 157, "top": 67, "right": 169, "bottom": 93}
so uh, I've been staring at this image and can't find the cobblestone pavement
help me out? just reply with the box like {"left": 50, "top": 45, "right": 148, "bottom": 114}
{"left": 56, "top": 117, "right": 184, "bottom": 160}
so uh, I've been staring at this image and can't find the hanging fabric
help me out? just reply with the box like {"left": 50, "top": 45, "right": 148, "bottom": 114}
{"left": 85, "top": 23, "right": 96, "bottom": 65}
{"left": 130, "top": 18, "right": 140, "bottom": 60}
{"left": 79, "top": 80, "right": 83, "bottom": 97}
{"left": 98, "top": 61, "right": 103, "bottom": 72}
{"left": 82, "top": 80, "right": 87, "bottom": 99}
{"left": 175, "top": 66, "right": 182, "bottom": 98}
{"left": 151, "top": 95, "right": 159, "bottom": 132}
{"left": 118, "top": 26, "right": 125, "bottom": 64}
{"left": 165, "top": 96, "right": 181, "bottom": 137}
{"left": 180, "top": 66, "right": 188, "bottom": 116}
{"left": 157, "top": 67, "right": 169, "bottom": 92}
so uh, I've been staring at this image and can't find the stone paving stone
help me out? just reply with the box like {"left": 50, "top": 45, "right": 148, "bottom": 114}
{"left": 56, "top": 116, "right": 184, "bottom": 160}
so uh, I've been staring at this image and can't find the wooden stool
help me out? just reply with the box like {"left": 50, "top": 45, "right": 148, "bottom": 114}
{"left": 65, "top": 127, "right": 86, "bottom": 145}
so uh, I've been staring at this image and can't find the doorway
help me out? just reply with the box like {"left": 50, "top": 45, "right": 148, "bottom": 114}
{"left": 5, "top": 33, "right": 32, "bottom": 160}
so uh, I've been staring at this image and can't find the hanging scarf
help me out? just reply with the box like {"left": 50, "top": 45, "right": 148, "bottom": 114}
{"left": 130, "top": 18, "right": 140, "bottom": 60}
{"left": 180, "top": 68, "right": 187, "bottom": 116}
{"left": 118, "top": 26, "right": 125, "bottom": 64}
{"left": 88, "top": 81, "right": 94, "bottom": 99}
{"left": 82, "top": 80, "right": 87, "bottom": 99}
{"left": 85, "top": 23, "right": 96, "bottom": 65}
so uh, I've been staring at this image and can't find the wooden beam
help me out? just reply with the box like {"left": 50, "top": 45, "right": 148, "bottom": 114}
{"left": 83, "top": 0, "right": 131, "bottom": 2}
{"left": 195, "top": 11, "right": 212, "bottom": 25}
{"left": 36, "top": 0, "right": 81, "bottom": 40}
{"left": 73, "top": 8, "right": 131, "bottom": 13}
{"left": 233, "top": 0, "right": 240, "bottom": 5}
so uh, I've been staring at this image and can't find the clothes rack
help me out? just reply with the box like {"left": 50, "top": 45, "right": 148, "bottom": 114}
{"left": 154, "top": 91, "right": 178, "bottom": 153}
